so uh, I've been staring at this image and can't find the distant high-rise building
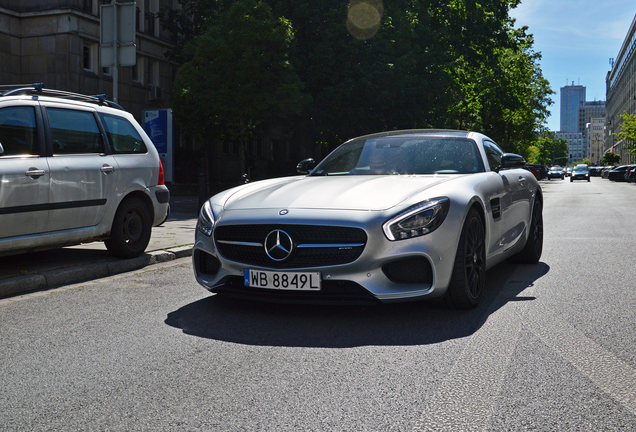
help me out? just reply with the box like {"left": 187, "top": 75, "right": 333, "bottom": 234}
{"left": 578, "top": 101, "right": 605, "bottom": 135}
{"left": 560, "top": 84, "right": 586, "bottom": 133}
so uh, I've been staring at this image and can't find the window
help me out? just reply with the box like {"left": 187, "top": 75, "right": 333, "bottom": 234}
{"left": 0, "top": 106, "right": 39, "bottom": 156}
{"left": 132, "top": 58, "right": 141, "bottom": 83}
{"left": 147, "top": 60, "right": 155, "bottom": 85}
{"left": 483, "top": 140, "right": 503, "bottom": 171}
{"left": 83, "top": 42, "right": 94, "bottom": 72}
{"left": 99, "top": 113, "right": 147, "bottom": 154}
{"left": 47, "top": 108, "right": 103, "bottom": 154}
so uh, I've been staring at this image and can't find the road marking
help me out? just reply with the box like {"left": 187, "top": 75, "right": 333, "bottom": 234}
{"left": 414, "top": 266, "right": 636, "bottom": 431}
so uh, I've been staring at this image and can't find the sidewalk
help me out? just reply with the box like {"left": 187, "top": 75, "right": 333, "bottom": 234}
{"left": 0, "top": 196, "right": 200, "bottom": 299}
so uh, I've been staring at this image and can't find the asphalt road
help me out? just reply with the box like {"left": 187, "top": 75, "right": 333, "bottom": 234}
{"left": 1, "top": 176, "right": 636, "bottom": 431}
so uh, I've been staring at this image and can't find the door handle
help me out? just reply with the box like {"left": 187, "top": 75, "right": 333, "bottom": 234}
{"left": 25, "top": 168, "right": 46, "bottom": 178}
{"left": 518, "top": 176, "right": 526, "bottom": 183}
{"left": 101, "top": 164, "right": 115, "bottom": 174}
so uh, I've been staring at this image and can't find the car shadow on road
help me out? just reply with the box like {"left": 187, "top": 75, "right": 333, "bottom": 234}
{"left": 165, "top": 262, "right": 549, "bottom": 348}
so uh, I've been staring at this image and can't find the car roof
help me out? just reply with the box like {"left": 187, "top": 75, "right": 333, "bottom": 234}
{"left": 347, "top": 129, "right": 472, "bottom": 142}
{"left": 0, "top": 83, "right": 123, "bottom": 110}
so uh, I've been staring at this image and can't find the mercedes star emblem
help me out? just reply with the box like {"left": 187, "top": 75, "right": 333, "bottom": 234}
{"left": 264, "top": 229, "right": 294, "bottom": 261}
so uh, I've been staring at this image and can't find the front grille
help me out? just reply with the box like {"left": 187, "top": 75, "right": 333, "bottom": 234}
{"left": 215, "top": 224, "right": 367, "bottom": 269}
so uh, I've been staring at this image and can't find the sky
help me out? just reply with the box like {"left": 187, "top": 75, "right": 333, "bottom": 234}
{"left": 509, "top": 0, "right": 636, "bottom": 131}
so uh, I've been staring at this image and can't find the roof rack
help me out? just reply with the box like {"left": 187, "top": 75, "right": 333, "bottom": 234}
{"left": 0, "top": 83, "right": 124, "bottom": 110}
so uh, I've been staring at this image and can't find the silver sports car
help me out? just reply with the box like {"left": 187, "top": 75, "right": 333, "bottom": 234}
{"left": 193, "top": 130, "right": 543, "bottom": 308}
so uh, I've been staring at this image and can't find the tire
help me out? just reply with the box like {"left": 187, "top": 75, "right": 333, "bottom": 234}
{"left": 508, "top": 198, "right": 543, "bottom": 264}
{"left": 105, "top": 197, "right": 152, "bottom": 259}
{"left": 442, "top": 209, "right": 485, "bottom": 309}
{"left": 570, "top": 177, "right": 573, "bottom": 182}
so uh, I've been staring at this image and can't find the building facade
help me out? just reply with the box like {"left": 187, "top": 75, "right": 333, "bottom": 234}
{"left": 578, "top": 100, "right": 605, "bottom": 135}
{"left": 606, "top": 14, "right": 636, "bottom": 165}
{"left": 586, "top": 117, "right": 605, "bottom": 165}
{"left": 560, "top": 84, "right": 586, "bottom": 133}
{"left": 556, "top": 131, "right": 586, "bottom": 164}
{"left": 0, "top": 0, "right": 179, "bottom": 125}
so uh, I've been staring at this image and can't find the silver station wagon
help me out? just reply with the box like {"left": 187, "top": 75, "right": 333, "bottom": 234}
{"left": 0, "top": 85, "right": 170, "bottom": 258}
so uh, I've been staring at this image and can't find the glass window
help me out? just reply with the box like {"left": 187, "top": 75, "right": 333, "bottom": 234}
{"left": 99, "top": 113, "right": 147, "bottom": 154}
{"left": 83, "top": 43, "right": 94, "bottom": 72}
{"left": 47, "top": 108, "right": 103, "bottom": 154}
{"left": 483, "top": 140, "right": 503, "bottom": 171}
{"left": 310, "top": 136, "right": 484, "bottom": 176}
{"left": 0, "top": 106, "right": 39, "bottom": 156}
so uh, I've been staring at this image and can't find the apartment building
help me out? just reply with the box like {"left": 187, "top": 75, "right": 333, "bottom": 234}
{"left": 606, "top": 14, "right": 636, "bottom": 164}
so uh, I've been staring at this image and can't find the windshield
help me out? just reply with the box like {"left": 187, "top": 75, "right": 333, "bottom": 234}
{"left": 310, "top": 136, "right": 485, "bottom": 176}
{"left": 573, "top": 166, "right": 588, "bottom": 172}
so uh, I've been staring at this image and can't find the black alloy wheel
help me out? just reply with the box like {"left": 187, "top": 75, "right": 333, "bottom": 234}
{"left": 442, "top": 209, "right": 485, "bottom": 309}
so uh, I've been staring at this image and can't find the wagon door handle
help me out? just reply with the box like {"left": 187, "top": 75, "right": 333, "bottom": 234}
{"left": 25, "top": 168, "right": 46, "bottom": 178}
{"left": 101, "top": 164, "right": 115, "bottom": 174}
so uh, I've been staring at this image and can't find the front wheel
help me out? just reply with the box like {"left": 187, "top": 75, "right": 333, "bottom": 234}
{"left": 105, "top": 197, "right": 152, "bottom": 259}
{"left": 442, "top": 209, "right": 485, "bottom": 309}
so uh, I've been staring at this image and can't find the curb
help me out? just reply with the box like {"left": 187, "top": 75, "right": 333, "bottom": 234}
{"left": 0, "top": 246, "right": 193, "bottom": 299}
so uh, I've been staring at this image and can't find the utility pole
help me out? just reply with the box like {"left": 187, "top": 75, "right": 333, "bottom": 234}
{"left": 100, "top": 2, "right": 136, "bottom": 103}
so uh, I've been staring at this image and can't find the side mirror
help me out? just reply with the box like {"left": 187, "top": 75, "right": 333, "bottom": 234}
{"left": 498, "top": 153, "right": 526, "bottom": 171}
{"left": 296, "top": 158, "right": 316, "bottom": 174}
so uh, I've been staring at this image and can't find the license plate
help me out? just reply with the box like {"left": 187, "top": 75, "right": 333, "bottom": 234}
{"left": 244, "top": 269, "right": 321, "bottom": 291}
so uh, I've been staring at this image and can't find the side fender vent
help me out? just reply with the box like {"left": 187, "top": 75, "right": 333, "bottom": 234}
{"left": 490, "top": 198, "right": 501, "bottom": 219}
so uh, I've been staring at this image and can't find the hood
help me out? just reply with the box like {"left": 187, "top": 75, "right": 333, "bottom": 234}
{"left": 221, "top": 175, "right": 457, "bottom": 211}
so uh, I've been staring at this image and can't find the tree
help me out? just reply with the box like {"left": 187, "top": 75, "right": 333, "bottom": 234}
{"left": 172, "top": 0, "right": 309, "bottom": 176}
{"left": 617, "top": 111, "right": 636, "bottom": 156}
{"left": 602, "top": 152, "right": 621, "bottom": 165}
{"left": 523, "top": 132, "right": 567, "bottom": 165}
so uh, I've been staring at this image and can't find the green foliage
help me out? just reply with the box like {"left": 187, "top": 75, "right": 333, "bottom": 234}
{"left": 171, "top": 0, "right": 308, "bottom": 143}
{"left": 602, "top": 152, "right": 621, "bottom": 165}
{"left": 617, "top": 111, "right": 636, "bottom": 156}
{"left": 523, "top": 132, "right": 567, "bottom": 165}
{"left": 164, "top": 0, "right": 553, "bottom": 154}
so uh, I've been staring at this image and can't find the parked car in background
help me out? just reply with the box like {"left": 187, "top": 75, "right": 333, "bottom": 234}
{"left": 625, "top": 164, "right": 636, "bottom": 182}
{"left": 0, "top": 84, "right": 170, "bottom": 258}
{"left": 565, "top": 167, "right": 572, "bottom": 177}
{"left": 608, "top": 165, "right": 629, "bottom": 182}
{"left": 589, "top": 166, "right": 603, "bottom": 177}
{"left": 570, "top": 164, "right": 590, "bottom": 182}
{"left": 601, "top": 166, "right": 614, "bottom": 179}
{"left": 526, "top": 163, "right": 548, "bottom": 180}
{"left": 547, "top": 166, "right": 565, "bottom": 180}
{"left": 524, "top": 164, "right": 540, "bottom": 179}
{"left": 193, "top": 129, "right": 543, "bottom": 309}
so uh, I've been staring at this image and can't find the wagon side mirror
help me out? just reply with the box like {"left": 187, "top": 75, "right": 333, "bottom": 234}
{"left": 297, "top": 158, "right": 316, "bottom": 174}
{"left": 498, "top": 153, "right": 526, "bottom": 171}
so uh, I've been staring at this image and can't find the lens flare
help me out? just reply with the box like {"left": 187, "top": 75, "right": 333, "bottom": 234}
{"left": 347, "top": 0, "right": 383, "bottom": 40}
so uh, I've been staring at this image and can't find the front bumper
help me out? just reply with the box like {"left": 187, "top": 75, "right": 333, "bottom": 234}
{"left": 192, "top": 208, "right": 463, "bottom": 303}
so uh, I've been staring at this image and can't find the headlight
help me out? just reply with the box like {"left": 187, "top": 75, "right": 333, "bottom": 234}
{"left": 383, "top": 197, "right": 450, "bottom": 241}
{"left": 197, "top": 200, "right": 215, "bottom": 237}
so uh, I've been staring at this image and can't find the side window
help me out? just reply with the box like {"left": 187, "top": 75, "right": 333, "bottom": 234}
{"left": 98, "top": 113, "right": 148, "bottom": 154}
{"left": 0, "top": 106, "right": 39, "bottom": 156}
{"left": 47, "top": 108, "right": 103, "bottom": 154}
{"left": 483, "top": 140, "right": 503, "bottom": 171}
